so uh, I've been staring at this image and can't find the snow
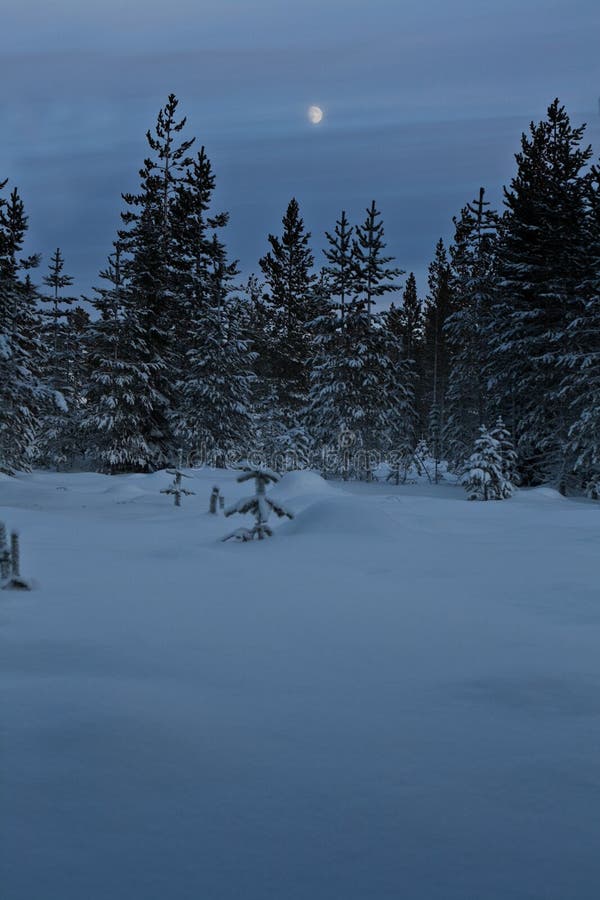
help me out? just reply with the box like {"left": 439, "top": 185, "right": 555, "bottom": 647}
{"left": 2, "top": 469, "right": 600, "bottom": 899}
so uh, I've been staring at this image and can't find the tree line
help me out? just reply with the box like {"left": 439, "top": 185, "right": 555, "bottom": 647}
{"left": 1, "top": 95, "right": 599, "bottom": 495}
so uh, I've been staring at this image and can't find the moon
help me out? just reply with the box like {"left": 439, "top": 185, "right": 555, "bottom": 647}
{"left": 308, "top": 105, "right": 324, "bottom": 125}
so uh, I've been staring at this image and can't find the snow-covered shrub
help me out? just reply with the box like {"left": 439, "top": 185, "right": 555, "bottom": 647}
{"left": 161, "top": 467, "right": 195, "bottom": 508}
{"left": 412, "top": 439, "right": 435, "bottom": 483}
{"left": 462, "top": 426, "right": 513, "bottom": 501}
{"left": 586, "top": 477, "right": 600, "bottom": 500}
{"left": 491, "top": 416, "right": 519, "bottom": 489}
{"left": 223, "top": 466, "right": 293, "bottom": 541}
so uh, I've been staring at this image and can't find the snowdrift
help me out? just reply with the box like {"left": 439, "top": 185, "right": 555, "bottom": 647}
{"left": 281, "top": 494, "right": 393, "bottom": 537}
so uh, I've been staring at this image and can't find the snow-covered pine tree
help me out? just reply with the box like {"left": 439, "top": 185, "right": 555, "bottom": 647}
{"left": 487, "top": 100, "right": 592, "bottom": 492}
{"left": 445, "top": 188, "right": 500, "bottom": 471}
{"left": 353, "top": 200, "right": 403, "bottom": 320}
{"left": 38, "top": 248, "right": 79, "bottom": 468}
{"left": 82, "top": 245, "right": 164, "bottom": 472}
{"left": 0, "top": 182, "right": 46, "bottom": 474}
{"left": 350, "top": 202, "right": 413, "bottom": 479}
{"left": 397, "top": 273, "right": 424, "bottom": 360}
{"left": 563, "top": 163, "right": 600, "bottom": 491}
{"left": 175, "top": 231, "right": 255, "bottom": 465}
{"left": 308, "top": 205, "right": 412, "bottom": 480}
{"left": 491, "top": 415, "right": 519, "bottom": 489}
{"left": 462, "top": 425, "right": 512, "bottom": 501}
{"left": 422, "top": 239, "right": 454, "bottom": 477}
{"left": 384, "top": 273, "right": 425, "bottom": 450}
{"left": 399, "top": 273, "right": 425, "bottom": 436}
{"left": 241, "top": 274, "right": 281, "bottom": 462}
{"left": 413, "top": 438, "right": 434, "bottom": 482}
{"left": 323, "top": 209, "right": 355, "bottom": 331}
{"left": 223, "top": 466, "right": 293, "bottom": 541}
{"left": 308, "top": 294, "right": 413, "bottom": 480}
{"left": 258, "top": 198, "right": 320, "bottom": 459}
{"left": 161, "top": 453, "right": 195, "bottom": 507}
{"left": 117, "top": 94, "right": 196, "bottom": 467}
{"left": 169, "top": 145, "right": 227, "bottom": 357}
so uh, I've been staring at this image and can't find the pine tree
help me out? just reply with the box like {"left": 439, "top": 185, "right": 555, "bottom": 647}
{"left": 462, "top": 425, "right": 512, "bottom": 501}
{"left": 223, "top": 466, "right": 293, "bottom": 541}
{"left": 488, "top": 99, "right": 592, "bottom": 492}
{"left": 161, "top": 453, "right": 195, "bottom": 507}
{"left": 353, "top": 200, "right": 402, "bottom": 319}
{"left": 491, "top": 415, "right": 519, "bottom": 489}
{"left": 117, "top": 94, "right": 196, "bottom": 467}
{"left": 81, "top": 245, "right": 164, "bottom": 472}
{"left": 323, "top": 209, "right": 355, "bottom": 329}
{"left": 563, "top": 163, "right": 600, "bottom": 490}
{"left": 0, "top": 182, "right": 45, "bottom": 473}
{"left": 422, "top": 239, "right": 453, "bottom": 475}
{"left": 175, "top": 234, "right": 255, "bottom": 466}
{"left": 398, "top": 273, "right": 423, "bottom": 359}
{"left": 170, "top": 145, "right": 228, "bottom": 357}
{"left": 445, "top": 189, "right": 500, "bottom": 470}
{"left": 307, "top": 287, "right": 413, "bottom": 480}
{"left": 308, "top": 206, "right": 410, "bottom": 480}
{"left": 38, "top": 248, "right": 79, "bottom": 467}
{"left": 258, "top": 198, "right": 319, "bottom": 451}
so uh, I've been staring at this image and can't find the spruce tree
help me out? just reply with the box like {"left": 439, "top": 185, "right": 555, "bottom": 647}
{"left": 353, "top": 200, "right": 402, "bottom": 318}
{"left": 258, "top": 198, "right": 319, "bottom": 455}
{"left": 39, "top": 248, "right": 78, "bottom": 467}
{"left": 488, "top": 99, "right": 592, "bottom": 491}
{"left": 491, "top": 415, "right": 519, "bottom": 488}
{"left": 422, "top": 239, "right": 453, "bottom": 474}
{"left": 117, "top": 94, "right": 196, "bottom": 467}
{"left": 323, "top": 209, "right": 355, "bottom": 329}
{"left": 170, "top": 145, "right": 229, "bottom": 359}
{"left": 445, "top": 189, "right": 500, "bottom": 470}
{"left": 175, "top": 234, "right": 255, "bottom": 465}
{"left": 307, "top": 283, "right": 413, "bottom": 480}
{"left": 563, "top": 164, "right": 600, "bottom": 490}
{"left": 82, "top": 245, "right": 164, "bottom": 472}
{"left": 223, "top": 466, "right": 294, "bottom": 542}
{"left": 398, "top": 272, "right": 423, "bottom": 359}
{"left": 0, "top": 183, "right": 45, "bottom": 473}
{"left": 462, "top": 425, "right": 512, "bottom": 501}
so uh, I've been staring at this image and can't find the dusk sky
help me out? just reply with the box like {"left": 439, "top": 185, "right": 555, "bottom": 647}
{"left": 2, "top": 0, "right": 599, "bottom": 297}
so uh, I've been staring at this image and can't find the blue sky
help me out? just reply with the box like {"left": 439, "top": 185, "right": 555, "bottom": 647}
{"left": 1, "top": 0, "right": 599, "bottom": 297}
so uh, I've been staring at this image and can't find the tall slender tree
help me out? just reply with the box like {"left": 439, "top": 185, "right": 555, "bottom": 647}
{"left": 353, "top": 200, "right": 402, "bottom": 318}
{"left": 445, "top": 188, "right": 500, "bottom": 470}
{"left": 258, "top": 198, "right": 319, "bottom": 458}
{"left": 117, "top": 94, "right": 195, "bottom": 467}
{"left": 0, "top": 183, "right": 45, "bottom": 473}
{"left": 422, "top": 239, "right": 453, "bottom": 473}
{"left": 323, "top": 209, "right": 355, "bottom": 329}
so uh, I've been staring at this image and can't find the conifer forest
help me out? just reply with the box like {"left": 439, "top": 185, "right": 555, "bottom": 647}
{"left": 2, "top": 95, "right": 599, "bottom": 496}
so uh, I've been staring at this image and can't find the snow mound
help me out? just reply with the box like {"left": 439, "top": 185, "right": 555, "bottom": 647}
{"left": 269, "top": 470, "right": 339, "bottom": 516}
{"left": 528, "top": 486, "right": 566, "bottom": 501}
{"left": 282, "top": 495, "right": 392, "bottom": 537}
{"left": 101, "top": 482, "right": 147, "bottom": 500}
{"left": 271, "top": 470, "right": 337, "bottom": 500}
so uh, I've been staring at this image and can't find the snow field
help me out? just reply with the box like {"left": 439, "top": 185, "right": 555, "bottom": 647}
{"left": 2, "top": 469, "right": 600, "bottom": 899}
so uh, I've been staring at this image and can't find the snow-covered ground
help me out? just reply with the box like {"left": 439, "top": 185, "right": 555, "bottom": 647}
{"left": 2, "top": 468, "right": 600, "bottom": 899}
